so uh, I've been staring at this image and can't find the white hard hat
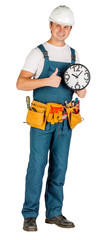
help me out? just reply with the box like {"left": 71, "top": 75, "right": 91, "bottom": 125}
{"left": 49, "top": 5, "right": 74, "bottom": 26}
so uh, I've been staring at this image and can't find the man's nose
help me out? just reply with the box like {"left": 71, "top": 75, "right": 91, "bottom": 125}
{"left": 59, "top": 27, "right": 64, "bottom": 32}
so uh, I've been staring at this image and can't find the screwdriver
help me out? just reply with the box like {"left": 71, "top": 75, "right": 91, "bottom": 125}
{"left": 26, "top": 96, "right": 30, "bottom": 109}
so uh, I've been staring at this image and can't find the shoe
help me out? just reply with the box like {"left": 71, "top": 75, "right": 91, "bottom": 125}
{"left": 45, "top": 215, "right": 75, "bottom": 228}
{"left": 23, "top": 217, "right": 37, "bottom": 231}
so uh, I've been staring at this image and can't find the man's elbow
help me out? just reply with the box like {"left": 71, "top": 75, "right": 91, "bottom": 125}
{"left": 16, "top": 78, "right": 22, "bottom": 90}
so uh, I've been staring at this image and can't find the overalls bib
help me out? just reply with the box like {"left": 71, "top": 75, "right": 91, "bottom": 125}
{"left": 22, "top": 44, "right": 76, "bottom": 219}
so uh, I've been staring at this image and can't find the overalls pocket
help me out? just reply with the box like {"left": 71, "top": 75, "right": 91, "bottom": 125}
{"left": 68, "top": 109, "right": 82, "bottom": 129}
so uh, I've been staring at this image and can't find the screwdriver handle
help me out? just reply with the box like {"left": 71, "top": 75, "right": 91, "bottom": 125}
{"left": 26, "top": 96, "right": 30, "bottom": 109}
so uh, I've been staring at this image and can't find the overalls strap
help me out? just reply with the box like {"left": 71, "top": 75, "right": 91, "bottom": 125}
{"left": 38, "top": 44, "right": 76, "bottom": 64}
{"left": 70, "top": 47, "right": 76, "bottom": 64}
{"left": 37, "top": 44, "right": 49, "bottom": 62}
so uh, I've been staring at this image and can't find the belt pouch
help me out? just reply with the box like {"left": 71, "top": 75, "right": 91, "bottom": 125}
{"left": 26, "top": 100, "right": 47, "bottom": 130}
{"left": 68, "top": 109, "right": 82, "bottom": 129}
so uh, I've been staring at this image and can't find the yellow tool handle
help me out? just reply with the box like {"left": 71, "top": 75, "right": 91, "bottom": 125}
{"left": 26, "top": 96, "right": 30, "bottom": 109}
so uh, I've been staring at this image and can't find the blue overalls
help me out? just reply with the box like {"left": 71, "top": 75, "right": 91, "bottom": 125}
{"left": 22, "top": 44, "right": 76, "bottom": 219}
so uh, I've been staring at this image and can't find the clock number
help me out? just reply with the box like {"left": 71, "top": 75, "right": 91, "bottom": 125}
{"left": 75, "top": 82, "right": 81, "bottom": 90}
{"left": 76, "top": 65, "right": 81, "bottom": 72}
{"left": 65, "top": 74, "right": 70, "bottom": 83}
{"left": 70, "top": 65, "right": 76, "bottom": 72}
{"left": 70, "top": 65, "right": 81, "bottom": 72}
{"left": 84, "top": 70, "right": 89, "bottom": 82}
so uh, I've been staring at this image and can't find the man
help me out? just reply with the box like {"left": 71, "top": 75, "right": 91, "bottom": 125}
{"left": 16, "top": 5, "right": 86, "bottom": 231}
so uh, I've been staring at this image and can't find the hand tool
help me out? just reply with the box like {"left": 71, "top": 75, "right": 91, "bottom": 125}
{"left": 26, "top": 96, "right": 30, "bottom": 109}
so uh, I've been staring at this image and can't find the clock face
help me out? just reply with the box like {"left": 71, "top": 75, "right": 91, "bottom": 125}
{"left": 64, "top": 64, "right": 90, "bottom": 90}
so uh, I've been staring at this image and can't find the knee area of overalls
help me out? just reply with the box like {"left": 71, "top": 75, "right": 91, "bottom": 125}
{"left": 28, "top": 153, "right": 47, "bottom": 173}
{"left": 27, "top": 162, "right": 47, "bottom": 184}
{"left": 48, "top": 165, "right": 67, "bottom": 184}
{"left": 49, "top": 174, "right": 66, "bottom": 186}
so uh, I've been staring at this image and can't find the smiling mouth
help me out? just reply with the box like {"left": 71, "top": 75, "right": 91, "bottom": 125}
{"left": 57, "top": 34, "right": 65, "bottom": 37}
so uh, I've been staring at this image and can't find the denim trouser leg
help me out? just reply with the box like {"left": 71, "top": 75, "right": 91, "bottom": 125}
{"left": 22, "top": 126, "right": 52, "bottom": 218}
{"left": 22, "top": 123, "right": 72, "bottom": 219}
{"left": 45, "top": 124, "right": 72, "bottom": 218}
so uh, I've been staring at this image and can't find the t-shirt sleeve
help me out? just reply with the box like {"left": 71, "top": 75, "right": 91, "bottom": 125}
{"left": 22, "top": 47, "right": 43, "bottom": 74}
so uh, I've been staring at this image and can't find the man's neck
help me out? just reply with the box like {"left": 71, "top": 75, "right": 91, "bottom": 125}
{"left": 47, "top": 38, "right": 65, "bottom": 47}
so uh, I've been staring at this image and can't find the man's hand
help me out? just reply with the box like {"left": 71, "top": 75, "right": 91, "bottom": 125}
{"left": 48, "top": 68, "right": 61, "bottom": 87}
{"left": 75, "top": 88, "right": 86, "bottom": 98}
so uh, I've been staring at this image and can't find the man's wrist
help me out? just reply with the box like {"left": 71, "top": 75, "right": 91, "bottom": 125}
{"left": 41, "top": 78, "right": 49, "bottom": 87}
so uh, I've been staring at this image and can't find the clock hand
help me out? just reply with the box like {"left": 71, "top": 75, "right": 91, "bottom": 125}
{"left": 77, "top": 71, "right": 83, "bottom": 78}
{"left": 72, "top": 73, "right": 77, "bottom": 78}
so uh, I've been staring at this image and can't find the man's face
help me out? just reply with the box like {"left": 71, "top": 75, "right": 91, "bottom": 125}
{"left": 49, "top": 22, "right": 72, "bottom": 42}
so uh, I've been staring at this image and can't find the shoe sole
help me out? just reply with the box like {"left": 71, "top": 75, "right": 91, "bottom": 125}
{"left": 45, "top": 219, "right": 75, "bottom": 228}
{"left": 23, "top": 226, "right": 38, "bottom": 231}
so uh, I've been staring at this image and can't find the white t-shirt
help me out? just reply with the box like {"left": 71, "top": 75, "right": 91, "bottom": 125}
{"left": 22, "top": 42, "right": 80, "bottom": 79}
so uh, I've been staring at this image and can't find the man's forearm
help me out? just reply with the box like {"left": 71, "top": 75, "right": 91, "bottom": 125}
{"left": 16, "top": 77, "right": 49, "bottom": 91}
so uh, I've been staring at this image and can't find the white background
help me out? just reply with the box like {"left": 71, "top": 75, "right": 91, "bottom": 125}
{"left": 0, "top": 0, "right": 102, "bottom": 239}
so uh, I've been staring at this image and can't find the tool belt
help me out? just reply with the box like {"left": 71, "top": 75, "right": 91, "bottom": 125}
{"left": 26, "top": 99, "right": 82, "bottom": 130}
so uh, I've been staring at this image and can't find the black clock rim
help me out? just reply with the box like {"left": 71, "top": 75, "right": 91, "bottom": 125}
{"left": 63, "top": 63, "right": 91, "bottom": 91}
